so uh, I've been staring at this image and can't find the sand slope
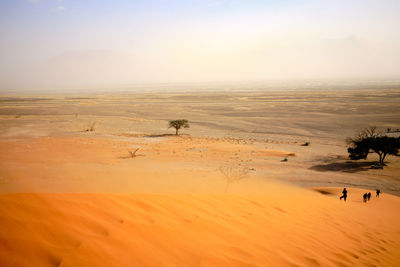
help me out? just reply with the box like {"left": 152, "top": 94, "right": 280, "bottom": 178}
{"left": 1, "top": 186, "right": 399, "bottom": 267}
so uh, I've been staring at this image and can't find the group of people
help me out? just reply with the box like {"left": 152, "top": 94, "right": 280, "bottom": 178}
{"left": 339, "top": 188, "right": 381, "bottom": 202}
{"left": 363, "top": 192, "right": 372, "bottom": 202}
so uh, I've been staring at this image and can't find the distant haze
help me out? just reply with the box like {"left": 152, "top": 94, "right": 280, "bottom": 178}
{"left": 1, "top": 0, "right": 400, "bottom": 90}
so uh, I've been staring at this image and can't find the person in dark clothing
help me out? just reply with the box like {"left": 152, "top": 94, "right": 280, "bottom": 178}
{"left": 367, "top": 192, "right": 371, "bottom": 201}
{"left": 376, "top": 189, "right": 381, "bottom": 197}
{"left": 340, "top": 188, "right": 348, "bottom": 201}
{"left": 363, "top": 193, "right": 368, "bottom": 203}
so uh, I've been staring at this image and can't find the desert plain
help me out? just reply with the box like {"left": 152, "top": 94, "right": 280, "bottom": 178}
{"left": 1, "top": 87, "right": 400, "bottom": 266}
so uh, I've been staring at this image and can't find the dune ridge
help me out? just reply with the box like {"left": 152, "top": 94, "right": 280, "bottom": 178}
{"left": 1, "top": 186, "right": 399, "bottom": 266}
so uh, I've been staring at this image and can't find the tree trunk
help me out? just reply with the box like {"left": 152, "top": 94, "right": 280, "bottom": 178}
{"left": 175, "top": 128, "right": 178, "bottom": 135}
{"left": 378, "top": 153, "right": 383, "bottom": 164}
{"left": 381, "top": 153, "right": 387, "bottom": 164}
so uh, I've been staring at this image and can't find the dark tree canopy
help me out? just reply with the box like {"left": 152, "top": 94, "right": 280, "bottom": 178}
{"left": 168, "top": 119, "right": 190, "bottom": 135}
{"left": 347, "top": 127, "right": 400, "bottom": 166}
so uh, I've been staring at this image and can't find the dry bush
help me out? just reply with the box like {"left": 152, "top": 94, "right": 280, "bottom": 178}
{"left": 84, "top": 122, "right": 97, "bottom": 132}
{"left": 128, "top": 148, "right": 140, "bottom": 158}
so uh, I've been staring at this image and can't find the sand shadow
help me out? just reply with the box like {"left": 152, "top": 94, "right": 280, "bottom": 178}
{"left": 117, "top": 133, "right": 191, "bottom": 138}
{"left": 144, "top": 134, "right": 176, "bottom": 138}
{"left": 312, "top": 189, "right": 335, "bottom": 195}
{"left": 309, "top": 161, "right": 377, "bottom": 173}
{"left": 118, "top": 154, "right": 145, "bottom": 159}
{"left": 145, "top": 133, "right": 192, "bottom": 138}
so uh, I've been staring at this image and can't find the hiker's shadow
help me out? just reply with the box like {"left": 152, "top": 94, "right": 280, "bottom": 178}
{"left": 309, "top": 161, "right": 377, "bottom": 173}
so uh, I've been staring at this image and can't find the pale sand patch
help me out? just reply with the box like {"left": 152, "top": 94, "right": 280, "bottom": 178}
{"left": 0, "top": 136, "right": 301, "bottom": 194}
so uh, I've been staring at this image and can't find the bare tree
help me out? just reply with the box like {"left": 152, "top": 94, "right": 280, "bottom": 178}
{"left": 346, "top": 126, "right": 381, "bottom": 143}
{"left": 128, "top": 148, "right": 140, "bottom": 158}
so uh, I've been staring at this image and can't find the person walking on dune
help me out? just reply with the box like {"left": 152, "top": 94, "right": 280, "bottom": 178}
{"left": 340, "top": 188, "right": 347, "bottom": 201}
{"left": 367, "top": 192, "right": 371, "bottom": 201}
{"left": 376, "top": 189, "right": 381, "bottom": 197}
{"left": 363, "top": 193, "right": 368, "bottom": 203}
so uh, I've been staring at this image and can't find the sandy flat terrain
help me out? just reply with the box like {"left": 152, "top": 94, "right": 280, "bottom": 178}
{"left": 1, "top": 88, "right": 400, "bottom": 266}
{"left": 0, "top": 133, "right": 399, "bottom": 195}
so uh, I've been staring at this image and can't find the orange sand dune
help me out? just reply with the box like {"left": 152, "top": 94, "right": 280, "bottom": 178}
{"left": 1, "top": 186, "right": 399, "bottom": 267}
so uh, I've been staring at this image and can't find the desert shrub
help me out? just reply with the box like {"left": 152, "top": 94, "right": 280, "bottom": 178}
{"left": 128, "top": 148, "right": 140, "bottom": 158}
{"left": 84, "top": 122, "right": 97, "bottom": 132}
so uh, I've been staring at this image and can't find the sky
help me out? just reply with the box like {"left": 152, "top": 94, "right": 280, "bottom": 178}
{"left": 0, "top": 0, "right": 400, "bottom": 90}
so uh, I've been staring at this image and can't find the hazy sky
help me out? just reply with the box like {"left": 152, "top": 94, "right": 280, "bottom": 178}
{"left": 1, "top": 0, "right": 400, "bottom": 89}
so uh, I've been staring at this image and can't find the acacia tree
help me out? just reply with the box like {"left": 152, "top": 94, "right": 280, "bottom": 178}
{"left": 168, "top": 119, "right": 190, "bottom": 135}
{"left": 347, "top": 127, "right": 400, "bottom": 166}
